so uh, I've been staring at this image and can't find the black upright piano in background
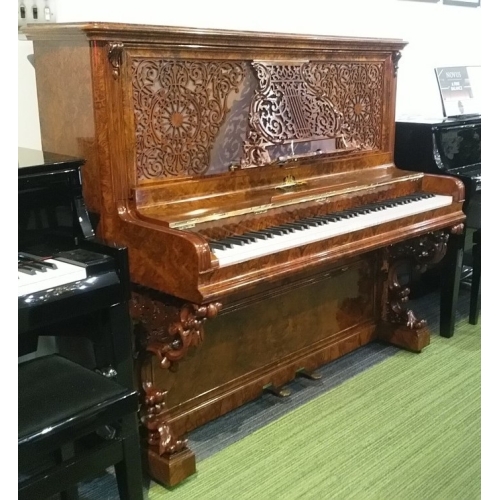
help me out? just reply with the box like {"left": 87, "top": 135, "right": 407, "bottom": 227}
{"left": 18, "top": 148, "right": 134, "bottom": 389}
{"left": 395, "top": 115, "right": 481, "bottom": 228}
{"left": 395, "top": 115, "right": 481, "bottom": 289}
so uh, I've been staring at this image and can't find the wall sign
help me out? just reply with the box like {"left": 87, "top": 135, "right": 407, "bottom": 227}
{"left": 435, "top": 66, "right": 481, "bottom": 117}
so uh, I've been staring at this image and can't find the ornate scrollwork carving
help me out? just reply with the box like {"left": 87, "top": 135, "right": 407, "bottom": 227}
{"left": 131, "top": 288, "right": 222, "bottom": 370}
{"left": 239, "top": 61, "right": 383, "bottom": 168}
{"left": 384, "top": 231, "right": 450, "bottom": 329}
{"left": 107, "top": 42, "right": 124, "bottom": 79}
{"left": 303, "top": 63, "right": 383, "bottom": 150}
{"left": 141, "top": 382, "right": 187, "bottom": 456}
{"left": 450, "top": 223, "right": 465, "bottom": 235}
{"left": 250, "top": 62, "right": 346, "bottom": 143}
{"left": 131, "top": 59, "right": 246, "bottom": 179}
{"left": 386, "top": 265, "right": 427, "bottom": 330}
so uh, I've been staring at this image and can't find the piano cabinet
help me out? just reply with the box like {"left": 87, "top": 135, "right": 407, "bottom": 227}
{"left": 24, "top": 22, "right": 466, "bottom": 487}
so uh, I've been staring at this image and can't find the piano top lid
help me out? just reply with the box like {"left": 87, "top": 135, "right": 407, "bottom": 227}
{"left": 18, "top": 148, "right": 85, "bottom": 177}
{"left": 396, "top": 114, "right": 481, "bottom": 127}
{"left": 22, "top": 22, "right": 407, "bottom": 51}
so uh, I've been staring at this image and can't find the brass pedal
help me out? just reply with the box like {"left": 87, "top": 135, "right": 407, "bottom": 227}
{"left": 263, "top": 383, "right": 291, "bottom": 398}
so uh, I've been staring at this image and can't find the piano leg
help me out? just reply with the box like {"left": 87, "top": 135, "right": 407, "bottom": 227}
{"left": 108, "top": 302, "right": 136, "bottom": 390}
{"left": 440, "top": 225, "right": 465, "bottom": 338}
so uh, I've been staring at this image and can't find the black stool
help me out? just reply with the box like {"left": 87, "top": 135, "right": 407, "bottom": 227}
{"left": 469, "top": 228, "right": 481, "bottom": 325}
{"left": 18, "top": 354, "right": 144, "bottom": 500}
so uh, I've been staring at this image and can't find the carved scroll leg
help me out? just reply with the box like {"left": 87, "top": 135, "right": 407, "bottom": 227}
{"left": 379, "top": 251, "right": 431, "bottom": 353}
{"left": 440, "top": 229, "right": 465, "bottom": 338}
{"left": 146, "top": 447, "right": 196, "bottom": 488}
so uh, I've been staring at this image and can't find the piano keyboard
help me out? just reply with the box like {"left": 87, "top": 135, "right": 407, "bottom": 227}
{"left": 18, "top": 253, "right": 87, "bottom": 297}
{"left": 210, "top": 193, "right": 453, "bottom": 267}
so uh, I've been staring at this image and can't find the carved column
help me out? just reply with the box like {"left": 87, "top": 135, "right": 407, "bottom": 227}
{"left": 130, "top": 286, "right": 222, "bottom": 486}
{"left": 378, "top": 230, "right": 451, "bottom": 352}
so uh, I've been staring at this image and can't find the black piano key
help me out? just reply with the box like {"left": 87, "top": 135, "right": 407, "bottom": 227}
{"left": 219, "top": 237, "right": 246, "bottom": 246}
{"left": 231, "top": 235, "right": 257, "bottom": 243}
{"left": 209, "top": 242, "right": 229, "bottom": 251}
{"left": 323, "top": 215, "right": 343, "bottom": 222}
{"left": 286, "top": 222, "right": 309, "bottom": 230}
{"left": 267, "top": 227, "right": 290, "bottom": 235}
{"left": 279, "top": 224, "right": 299, "bottom": 232}
{"left": 18, "top": 266, "right": 37, "bottom": 276}
{"left": 247, "top": 231, "right": 272, "bottom": 239}
{"left": 300, "top": 219, "right": 327, "bottom": 226}
{"left": 18, "top": 252, "right": 58, "bottom": 270}
{"left": 311, "top": 217, "right": 332, "bottom": 223}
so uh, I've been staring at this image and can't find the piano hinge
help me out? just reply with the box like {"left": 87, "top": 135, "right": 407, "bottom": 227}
{"left": 108, "top": 42, "right": 124, "bottom": 79}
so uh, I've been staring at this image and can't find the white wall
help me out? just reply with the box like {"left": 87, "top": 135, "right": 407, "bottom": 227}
{"left": 18, "top": 0, "right": 482, "bottom": 148}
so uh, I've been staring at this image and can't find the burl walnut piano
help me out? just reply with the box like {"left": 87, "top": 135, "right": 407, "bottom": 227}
{"left": 24, "top": 22, "right": 466, "bottom": 487}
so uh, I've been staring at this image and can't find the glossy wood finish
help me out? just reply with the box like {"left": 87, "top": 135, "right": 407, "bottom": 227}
{"left": 24, "top": 22, "right": 466, "bottom": 487}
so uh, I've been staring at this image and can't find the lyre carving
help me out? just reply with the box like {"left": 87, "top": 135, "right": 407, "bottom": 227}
{"left": 240, "top": 61, "right": 383, "bottom": 168}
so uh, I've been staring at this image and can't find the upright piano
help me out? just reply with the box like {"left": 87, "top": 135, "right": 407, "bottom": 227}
{"left": 24, "top": 23, "right": 466, "bottom": 487}
{"left": 18, "top": 148, "right": 134, "bottom": 389}
{"left": 395, "top": 115, "right": 480, "bottom": 228}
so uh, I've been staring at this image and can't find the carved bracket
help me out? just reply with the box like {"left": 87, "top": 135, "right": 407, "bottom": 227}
{"left": 392, "top": 51, "right": 402, "bottom": 77}
{"left": 131, "top": 287, "right": 222, "bottom": 370}
{"left": 383, "top": 230, "right": 450, "bottom": 329}
{"left": 141, "top": 381, "right": 187, "bottom": 456}
{"left": 450, "top": 223, "right": 465, "bottom": 235}
{"left": 108, "top": 42, "right": 124, "bottom": 79}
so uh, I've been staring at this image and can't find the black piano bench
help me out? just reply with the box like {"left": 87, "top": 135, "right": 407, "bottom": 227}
{"left": 469, "top": 228, "right": 481, "bottom": 325}
{"left": 18, "top": 354, "right": 144, "bottom": 500}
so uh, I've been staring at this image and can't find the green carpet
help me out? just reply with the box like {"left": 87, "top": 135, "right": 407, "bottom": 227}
{"left": 149, "top": 318, "right": 481, "bottom": 500}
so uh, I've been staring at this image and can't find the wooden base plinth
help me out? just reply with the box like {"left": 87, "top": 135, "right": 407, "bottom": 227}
{"left": 146, "top": 447, "right": 196, "bottom": 487}
{"left": 378, "top": 325, "right": 430, "bottom": 353}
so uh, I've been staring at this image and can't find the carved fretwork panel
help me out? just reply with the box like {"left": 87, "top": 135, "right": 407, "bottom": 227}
{"left": 382, "top": 231, "right": 449, "bottom": 329}
{"left": 130, "top": 59, "right": 385, "bottom": 179}
{"left": 131, "top": 59, "right": 246, "bottom": 180}
{"left": 131, "top": 286, "right": 222, "bottom": 370}
{"left": 303, "top": 63, "right": 384, "bottom": 150}
{"left": 250, "top": 62, "right": 346, "bottom": 143}
{"left": 241, "top": 62, "right": 383, "bottom": 168}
